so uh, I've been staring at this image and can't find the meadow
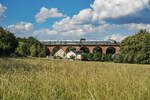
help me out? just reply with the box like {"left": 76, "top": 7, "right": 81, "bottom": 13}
{"left": 0, "top": 58, "right": 150, "bottom": 100}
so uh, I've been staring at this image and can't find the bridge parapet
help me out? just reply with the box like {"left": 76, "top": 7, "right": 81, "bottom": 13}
{"left": 40, "top": 40, "right": 120, "bottom": 46}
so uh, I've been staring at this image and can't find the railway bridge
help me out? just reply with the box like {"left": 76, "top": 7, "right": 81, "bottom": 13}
{"left": 41, "top": 40, "right": 120, "bottom": 55}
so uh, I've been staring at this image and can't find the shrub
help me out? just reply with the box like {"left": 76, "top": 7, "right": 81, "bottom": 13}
{"left": 54, "top": 56, "right": 62, "bottom": 59}
{"left": 93, "top": 52, "right": 101, "bottom": 61}
{"left": 87, "top": 53, "right": 93, "bottom": 61}
{"left": 30, "top": 45, "right": 37, "bottom": 57}
{"left": 0, "top": 27, "right": 18, "bottom": 56}
{"left": 112, "top": 53, "right": 123, "bottom": 63}
{"left": 82, "top": 53, "right": 88, "bottom": 61}
{"left": 120, "top": 29, "right": 150, "bottom": 64}
{"left": 15, "top": 42, "right": 28, "bottom": 57}
{"left": 104, "top": 54, "right": 113, "bottom": 61}
{"left": 70, "top": 55, "right": 75, "bottom": 60}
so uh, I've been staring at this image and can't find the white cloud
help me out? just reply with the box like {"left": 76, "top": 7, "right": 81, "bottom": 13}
{"left": 0, "top": 3, "right": 7, "bottom": 20}
{"left": 60, "top": 0, "right": 150, "bottom": 25}
{"left": 104, "top": 34, "right": 127, "bottom": 42}
{"left": 124, "top": 23, "right": 150, "bottom": 31}
{"left": 50, "top": 16, "right": 120, "bottom": 36}
{"left": 34, "top": 0, "right": 150, "bottom": 37}
{"left": 51, "top": 17, "right": 95, "bottom": 36}
{"left": 33, "top": 29, "right": 57, "bottom": 35}
{"left": 8, "top": 22, "right": 33, "bottom": 34}
{"left": 34, "top": 17, "right": 95, "bottom": 36}
{"left": 71, "top": 8, "right": 93, "bottom": 24}
{"left": 91, "top": 0, "right": 150, "bottom": 23}
{"left": 33, "top": 21, "right": 119, "bottom": 37}
{"left": 35, "top": 7, "right": 66, "bottom": 23}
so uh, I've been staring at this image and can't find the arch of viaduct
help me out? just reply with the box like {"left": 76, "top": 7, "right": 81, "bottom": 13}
{"left": 48, "top": 45, "right": 120, "bottom": 54}
{"left": 41, "top": 40, "right": 120, "bottom": 54}
{"left": 40, "top": 40, "right": 120, "bottom": 54}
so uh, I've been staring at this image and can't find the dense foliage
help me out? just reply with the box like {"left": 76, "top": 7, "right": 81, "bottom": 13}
{"left": 66, "top": 47, "right": 76, "bottom": 53}
{"left": 116, "top": 29, "right": 150, "bottom": 64}
{"left": 93, "top": 47, "right": 102, "bottom": 61}
{"left": 81, "top": 47, "right": 114, "bottom": 61}
{"left": 0, "top": 27, "right": 18, "bottom": 56}
{"left": 0, "top": 26, "right": 49, "bottom": 57}
{"left": 15, "top": 37, "right": 49, "bottom": 57}
{"left": 80, "top": 47, "right": 90, "bottom": 54}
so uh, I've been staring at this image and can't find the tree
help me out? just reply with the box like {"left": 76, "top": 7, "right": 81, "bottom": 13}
{"left": 119, "top": 29, "right": 150, "bottom": 64}
{"left": 93, "top": 52, "right": 101, "bottom": 61}
{"left": 112, "top": 53, "right": 123, "bottom": 63}
{"left": 87, "top": 53, "right": 93, "bottom": 61}
{"left": 0, "top": 26, "right": 48, "bottom": 57}
{"left": 27, "top": 37, "right": 41, "bottom": 56}
{"left": 82, "top": 53, "right": 88, "bottom": 61}
{"left": 93, "top": 47, "right": 102, "bottom": 61}
{"left": 38, "top": 46, "right": 48, "bottom": 57}
{"left": 0, "top": 27, "right": 18, "bottom": 56}
{"left": 66, "top": 47, "right": 76, "bottom": 53}
{"left": 80, "top": 38, "right": 86, "bottom": 41}
{"left": 104, "top": 54, "right": 113, "bottom": 61}
{"left": 16, "top": 37, "right": 49, "bottom": 57}
{"left": 108, "top": 39, "right": 118, "bottom": 44}
{"left": 30, "top": 45, "right": 37, "bottom": 57}
{"left": 46, "top": 48, "right": 50, "bottom": 56}
{"left": 15, "top": 42, "right": 28, "bottom": 57}
{"left": 105, "top": 47, "right": 116, "bottom": 61}
{"left": 80, "top": 47, "right": 89, "bottom": 54}
{"left": 70, "top": 55, "right": 75, "bottom": 60}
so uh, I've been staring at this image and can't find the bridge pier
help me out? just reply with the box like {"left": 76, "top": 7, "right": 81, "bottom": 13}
{"left": 61, "top": 46, "right": 68, "bottom": 53}
{"left": 88, "top": 46, "right": 95, "bottom": 53}
{"left": 114, "top": 46, "right": 120, "bottom": 53}
{"left": 47, "top": 45, "right": 120, "bottom": 55}
{"left": 73, "top": 46, "right": 80, "bottom": 51}
{"left": 100, "top": 46, "right": 108, "bottom": 54}
{"left": 48, "top": 46, "right": 55, "bottom": 53}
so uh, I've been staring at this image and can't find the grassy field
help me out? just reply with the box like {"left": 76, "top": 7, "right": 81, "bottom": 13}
{"left": 0, "top": 58, "right": 150, "bottom": 100}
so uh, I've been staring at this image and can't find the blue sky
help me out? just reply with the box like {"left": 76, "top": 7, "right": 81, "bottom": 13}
{"left": 0, "top": 0, "right": 150, "bottom": 41}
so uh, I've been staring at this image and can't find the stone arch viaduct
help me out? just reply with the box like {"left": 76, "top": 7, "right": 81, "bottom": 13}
{"left": 41, "top": 40, "right": 120, "bottom": 54}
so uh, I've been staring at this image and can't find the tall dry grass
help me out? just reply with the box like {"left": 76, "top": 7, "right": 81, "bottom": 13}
{"left": 0, "top": 58, "right": 150, "bottom": 100}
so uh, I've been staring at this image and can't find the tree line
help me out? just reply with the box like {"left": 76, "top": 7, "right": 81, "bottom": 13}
{"left": 0, "top": 27, "right": 49, "bottom": 57}
{"left": 1, "top": 25, "right": 150, "bottom": 64}
{"left": 60, "top": 29, "right": 150, "bottom": 64}
{"left": 113, "top": 29, "right": 150, "bottom": 64}
{"left": 80, "top": 29, "right": 150, "bottom": 64}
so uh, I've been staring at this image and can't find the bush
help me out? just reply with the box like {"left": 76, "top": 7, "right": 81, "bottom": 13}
{"left": 82, "top": 53, "right": 88, "bottom": 61}
{"left": 17, "top": 37, "right": 49, "bottom": 57}
{"left": 0, "top": 27, "right": 18, "bottom": 57}
{"left": 104, "top": 54, "right": 113, "bottom": 61}
{"left": 54, "top": 56, "right": 57, "bottom": 59}
{"left": 87, "top": 53, "right": 93, "bottom": 61}
{"left": 112, "top": 53, "right": 123, "bottom": 63}
{"left": 0, "top": 26, "right": 49, "bottom": 57}
{"left": 15, "top": 42, "right": 28, "bottom": 57}
{"left": 70, "top": 55, "right": 75, "bottom": 60}
{"left": 30, "top": 45, "right": 37, "bottom": 57}
{"left": 93, "top": 52, "right": 102, "bottom": 61}
{"left": 120, "top": 29, "right": 150, "bottom": 64}
{"left": 54, "top": 56, "right": 62, "bottom": 59}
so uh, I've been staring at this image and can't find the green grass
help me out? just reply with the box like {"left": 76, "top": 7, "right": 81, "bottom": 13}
{"left": 0, "top": 58, "right": 150, "bottom": 100}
